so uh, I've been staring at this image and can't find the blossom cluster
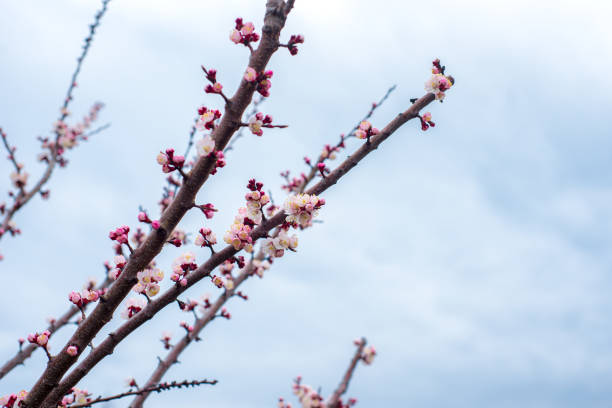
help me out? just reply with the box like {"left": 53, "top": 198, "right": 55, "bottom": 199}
{"left": 425, "top": 59, "right": 453, "bottom": 101}
{"left": 245, "top": 178, "right": 270, "bottom": 224}
{"left": 121, "top": 297, "right": 146, "bottom": 319}
{"left": 196, "top": 106, "right": 222, "bottom": 131}
{"left": 291, "top": 382, "right": 324, "bottom": 408}
{"left": 0, "top": 390, "right": 27, "bottom": 408}
{"left": 171, "top": 252, "right": 198, "bottom": 286}
{"left": 252, "top": 258, "right": 271, "bottom": 278}
{"left": 27, "top": 330, "right": 51, "bottom": 348}
{"left": 157, "top": 148, "right": 185, "bottom": 174}
{"left": 223, "top": 209, "right": 255, "bottom": 253}
{"left": 419, "top": 112, "right": 436, "bottom": 131}
{"left": 195, "top": 202, "right": 217, "bottom": 219}
{"left": 59, "top": 387, "right": 90, "bottom": 407}
{"left": 223, "top": 179, "right": 271, "bottom": 252}
{"left": 280, "top": 171, "right": 307, "bottom": 193}
{"left": 244, "top": 68, "right": 273, "bottom": 97}
{"left": 210, "top": 150, "right": 226, "bottom": 175}
{"left": 68, "top": 287, "right": 107, "bottom": 308}
{"left": 202, "top": 68, "right": 224, "bottom": 95}
{"left": 320, "top": 144, "right": 339, "bottom": 160}
{"left": 229, "top": 18, "right": 260, "bottom": 47}
{"left": 195, "top": 227, "right": 217, "bottom": 248}
{"left": 9, "top": 170, "right": 28, "bottom": 189}
{"left": 283, "top": 193, "right": 325, "bottom": 228}
{"left": 168, "top": 228, "right": 188, "bottom": 247}
{"left": 133, "top": 267, "right": 164, "bottom": 297}
{"left": 248, "top": 112, "right": 273, "bottom": 136}
{"left": 53, "top": 102, "right": 104, "bottom": 151}
{"left": 262, "top": 229, "right": 298, "bottom": 258}
{"left": 285, "top": 34, "right": 305, "bottom": 55}
{"left": 109, "top": 225, "right": 130, "bottom": 245}
{"left": 109, "top": 255, "right": 127, "bottom": 280}
{"left": 354, "top": 120, "right": 380, "bottom": 140}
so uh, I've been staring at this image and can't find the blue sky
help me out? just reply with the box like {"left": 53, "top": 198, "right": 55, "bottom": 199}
{"left": 1, "top": 0, "right": 612, "bottom": 407}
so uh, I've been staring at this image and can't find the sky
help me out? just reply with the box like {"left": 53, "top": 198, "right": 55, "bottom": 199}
{"left": 1, "top": 0, "right": 612, "bottom": 407}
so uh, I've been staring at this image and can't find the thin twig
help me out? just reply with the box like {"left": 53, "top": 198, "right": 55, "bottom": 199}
{"left": 68, "top": 379, "right": 217, "bottom": 408}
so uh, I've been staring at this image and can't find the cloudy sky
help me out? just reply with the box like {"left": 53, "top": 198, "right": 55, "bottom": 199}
{"left": 1, "top": 0, "right": 612, "bottom": 407}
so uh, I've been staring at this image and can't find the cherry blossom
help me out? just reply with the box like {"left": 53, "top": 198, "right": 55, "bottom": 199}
{"left": 156, "top": 148, "right": 185, "bottom": 174}
{"left": 262, "top": 229, "right": 298, "bottom": 258}
{"left": 121, "top": 297, "right": 146, "bottom": 319}
{"left": 195, "top": 227, "right": 217, "bottom": 248}
{"left": 196, "top": 106, "right": 222, "bottom": 131}
{"left": 362, "top": 345, "right": 376, "bottom": 365}
{"left": 229, "top": 18, "right": 260, "bottom": 47}
{"left": 196, "top": 134, "right": 215, "bottom": 156}
{"left": 171, "top": 252, "right": 198, "bottom": 286}
{"left": 425, "top": 59, "right": 454, "bottom": 101}
{"left": 354, "top": 120, "right": 380, "bottom": 140}
{"left": 133, "top": 267, "right": 164, "bottom": 297}
{"left": 283, "top": 193, "right": 325, "bottom": 228}
{"left": 66, "top": 345, "right": 78, "bottom": 357}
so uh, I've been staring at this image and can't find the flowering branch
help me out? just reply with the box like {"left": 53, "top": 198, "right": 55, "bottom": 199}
{"left": 296, "top": 85, "right": 396, "bottom": 194}
{"left": 0, "top": 0, "right": 111, "bottom": 259}
{"left": 23, "top": 2, "right": 296, "bottom": 406}
{"left": 36, "top": 89, "right": 441, "bottom": 408}
{"left": 326, "top": 338, "right": 367, "bottom": 408}
{"left": 0, "top": 277, "right": 110, "bottom": 381}
{"left": 280, "top": 339, "right": 375, "bottom": 408}
{"left": 65, "top": 379, "right": 217, "bottom": 408}
{"left": 129, "top": 88, "right": 397, "bottom": 404}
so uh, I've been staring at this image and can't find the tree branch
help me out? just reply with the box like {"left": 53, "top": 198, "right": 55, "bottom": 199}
{"left": 40, "top": 90, "right": 437, "bottom": 408}
{"left": 0, "top": 0, "right": 111, "bottom": 246}
{"left": 68, "top": 379, "right": 217, "bottom": 408}
{"left": 326, "top": 338, "right": 366, "bottom": 408}
{"left": 24, "top": 3, "right": 295, "bottom": 406}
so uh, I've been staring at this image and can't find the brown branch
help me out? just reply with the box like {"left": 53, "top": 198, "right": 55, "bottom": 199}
{"left": 24, "top": 2, "right": 294, "bottom": 406}
{"left": 0, "top": 278, "right": 111, "bottom": 381}
{"left": 68, "top": 379, "right": 217, "bottom": 408}
{"left": 40, "top": 90, "right": 437, "bottom": 408}
{"left": 326, "top": 338, "right": 366, "bottom": 408}
{"left": 299, "top": 85, "right": 396, "bottom": 193}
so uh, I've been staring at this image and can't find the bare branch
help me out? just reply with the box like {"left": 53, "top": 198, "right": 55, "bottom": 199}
{"left": 68, "top": 379, "right": 217, "bottom": 408}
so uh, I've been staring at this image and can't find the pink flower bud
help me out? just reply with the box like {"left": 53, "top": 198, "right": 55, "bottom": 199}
{"left": 66, "top": 345, "right": 78, "bottom": 356}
